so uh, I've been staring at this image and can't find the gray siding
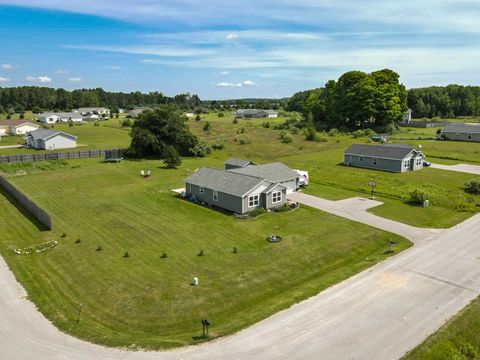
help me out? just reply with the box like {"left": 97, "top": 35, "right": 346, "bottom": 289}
{"left": 443, "top": 132, "right": 480, "bottom": 142}
{"left": 344, "top": 154, "right": 403, "bottom": 172}
{"left": 186, "top": 183, "right": 244, "bottom": 213}
{"left": 264, "top": 187, "right": 287, "bottom": 209}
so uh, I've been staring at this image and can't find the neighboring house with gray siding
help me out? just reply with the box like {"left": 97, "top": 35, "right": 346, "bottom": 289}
{"left": 25, "top": 128, "right": 77, "bottom": 150}
{"left": 441, "top": 124, "right": 480, "bottom": 142}
{"left": 344, "top": 143, "right": 424, "bottom": 172}
{"left": 184, "top": 160, "right": 299, "bottom": 214}
{"left": 234, "top": 109, "right": 278, "bottom": 118}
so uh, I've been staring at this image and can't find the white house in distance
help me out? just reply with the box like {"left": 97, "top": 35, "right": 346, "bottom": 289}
{"left": 234, "top": 109, "right": 278, "bottom": 118}
{"left": 0, "top": 119, "right": 40, "bottom": 136}
{"left": 38, "top": 112, "right": 83, "bottom": 124}
{"left": 73, "top": 107, "right": 110, "bottom": 116}
{"left": 25, "top": 128, "right": 77, "bottom": 150}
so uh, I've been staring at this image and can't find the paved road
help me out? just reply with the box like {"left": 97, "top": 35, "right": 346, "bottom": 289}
{"left": 1, "top": 195, "right": 480, "bottom": 360}
{"left": 431, "top": 163, "right": 480, "bottom": 175}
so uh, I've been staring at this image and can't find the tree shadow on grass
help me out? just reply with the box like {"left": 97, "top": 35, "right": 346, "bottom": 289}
{"left": 0, "top": 187, "right": 50, "bottom": 232}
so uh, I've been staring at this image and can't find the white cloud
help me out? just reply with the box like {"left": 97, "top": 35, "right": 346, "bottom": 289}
{"left": 225, "top": 33, "right": 239, "bottom": 40}
{"left": 55, "top": 69, "right": 70, "bottom": 74}
{"left": 68, "top": 77, "right": 82, "bottom": 82}
{"left": 26, "top": 76, "right": 52, "bottom": 83}
{"left": 219, "top": 71, "right": 230, "bottom": 75}
{"left": 216, "top": 80, "right": 256, "bottom": 87}
{"left": 1, "top": 64, "right": 19, "bottom": 70}
{"left": 0, "top": 77, "right": 10, "bottom": 82}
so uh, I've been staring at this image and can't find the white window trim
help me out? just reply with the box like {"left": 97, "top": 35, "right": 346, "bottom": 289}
{"left": 213, "top": 190, "right": 218, "bottom": 201}
{"left": 272, "top": 191, "right": 282, "bottom": 204}
{"left": 248, "top": 194, "right": 260, "bottom": 208}
{"left": 199, "top": 186, "right": 204, "bottom": 194}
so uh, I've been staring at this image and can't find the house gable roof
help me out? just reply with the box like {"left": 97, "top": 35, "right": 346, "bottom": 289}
{"left": 344, "top": 143, "right": 421, "bottom": 160}
{"left": 443, "top": 124, "right": 480, "bottom": 134}
{"left": 224, "top": 157, "right": 257, "bottom": 168}
{"left": 184, "top": 167, "right": 267, "bottom": 197}
{"left": 0, "top": 119, "right": 38, "bottom": 127}
{"left": 26, "top": 128, "right": 77, "bottom": 141}
{"left": 228, "top": 162, "right": 299, "bottom": 183}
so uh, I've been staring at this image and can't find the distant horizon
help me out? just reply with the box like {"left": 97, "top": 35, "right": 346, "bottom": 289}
{"left": 1, "top": 1, "right": 480, "bottom": 99}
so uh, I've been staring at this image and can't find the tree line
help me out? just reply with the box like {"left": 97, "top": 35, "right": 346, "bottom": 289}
{"left": 286, "top": 69, "right": 408, "bottom": 132}
{"left": 408, "top": 85, "right": 480, "bottom": 118}
{"left": 0, "top": 86, "right": 201, "bottom": 114}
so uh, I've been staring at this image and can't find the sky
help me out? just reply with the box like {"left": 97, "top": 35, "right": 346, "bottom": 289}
{"left": 0, "top": 1, "right": 479, "bottom": 100}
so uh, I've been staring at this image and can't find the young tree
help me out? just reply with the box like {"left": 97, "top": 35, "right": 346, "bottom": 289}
{"left": 203, "top": 121, "right": 212, "bottom": 132}
{"left": 163, "top": 146, "right": 182, "bottom": 168}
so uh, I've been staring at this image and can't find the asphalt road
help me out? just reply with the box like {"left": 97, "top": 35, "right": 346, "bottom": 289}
{"left": 1, "top": 194, "right": 480, "bottom": 360}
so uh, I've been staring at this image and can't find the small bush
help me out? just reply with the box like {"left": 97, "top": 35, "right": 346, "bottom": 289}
{"left": 305, "top": 126, "right": 318, "bottom": 141}
{"left": 280, "top": 130, "right": 293, "bottom": 144}
{"left": 123, "top": 251, "right": 130, "bottom": 258}
{"left": 217, "top": 112, "right": 224, "bottom": 117}
{"left": 161, "top": 252, "right": 168, "bottom": 259}
{"left": 198, "top": 249, "right": 204, "bottom": 256}
{"left": 465, "top": 178, "right": 480, "bottom": 194}
{"left": 262, "top": 122, "right": 270, "bottom": 128}
{"left": 232, "top": 118, "right": 238, "bottom": 124}
{"left": 121, "top": 118, "right": 133, "bottom": 127}
{"left": 237, "top": 135, "right": 251, "bottom": 145}
{"left": 410, "top": 189, "right": 428, "bottom": 205}
{"left": 211, "top": 142, "right": 224, "bottom": 150}
{"left": 195, "top": 114, "right": 201, "bottom": 121}
{"left": 94, "top": 121, "right": 100, "bottom": 127}
{"left": 203, "top": 121, "right": 212, "bottom": 132}
{"left": 237, "top": 127, "right": 246, "bottom": 134}
{"left": 328, "top": 128, "right": 340, "bottom": 137}
{"left": 189, "top": 141, "right": 212, "bottom": 157}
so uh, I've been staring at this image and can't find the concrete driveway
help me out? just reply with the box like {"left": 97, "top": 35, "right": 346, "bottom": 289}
{"left": 1, "top": 194, "right": 480, "bottom": 360}
{"left": 431, "top": 163, "right": 480, "bottom": 175}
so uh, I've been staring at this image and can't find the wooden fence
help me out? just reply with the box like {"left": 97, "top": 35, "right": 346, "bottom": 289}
{"left": 0, "top": 176, "right": 52, "bottom": 230}
{"left": 0, "top": 149, "right": 122, "bottom": 164}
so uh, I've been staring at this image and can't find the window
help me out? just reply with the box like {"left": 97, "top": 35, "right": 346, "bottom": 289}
{"left": 272, "top": 191, "right": 282, "bottom": 204}
{"left": 373, "top": 158, "right": 378, "bottom": 165}
{"left": 248, "top": 194, "right": 260, "bottom": 207}
{"left": 404, "top": 160, "right": 410, "bottom": 168}
{"left": 199, "top": 187, "right": 204, "bottom": 194}
{"left": 359, "top": 156, "right": 364, "bottom": 162}
{"left": 468, "top": 134, "right": 472, "bottom": 139}
{"left": 213, "top": 190, "right": 218, "bottom": 201}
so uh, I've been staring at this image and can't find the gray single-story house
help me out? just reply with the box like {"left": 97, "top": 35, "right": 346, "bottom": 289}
{"left": 25, "top": 128, "right": 77, "bottom": 150}
{"left": 224, "top": 157, "right": 258, "bottom": 170}
{"left": 184, "top": 160, "right": 299, "bottom": 214}
{"left": 234, "top": 109, "right": 278, "bottom": 118}
{"left": 441, "top": 124, "right": 480, "bottom": 142}
{"left": 344, "top": 143, "right": 425, "bottom": 172}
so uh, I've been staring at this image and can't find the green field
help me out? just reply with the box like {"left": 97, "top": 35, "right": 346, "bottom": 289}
{"left": 403, "top": 296, "right": 480, "bottom": 359}
{"left": 0, "top": 157, "right": 410, "bottom": 349}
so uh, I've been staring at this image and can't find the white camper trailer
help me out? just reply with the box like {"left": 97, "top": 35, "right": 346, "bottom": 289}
{"left": 294, "top": 169, "right": 309, "bottom": 187}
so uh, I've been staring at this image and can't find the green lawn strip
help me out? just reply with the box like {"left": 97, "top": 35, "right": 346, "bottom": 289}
{"left": 303, "top": 182, "right": 474, "bottom": 228}
{"left": 0, "top": 157, "right": 410, "bottom": 349}
{"left": 403, "top": 296, "right": 480, "bottom": 359}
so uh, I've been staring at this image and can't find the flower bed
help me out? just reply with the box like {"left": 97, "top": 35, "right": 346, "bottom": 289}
{"left": 13, "top": 240, "right": 58, "bottom": 255}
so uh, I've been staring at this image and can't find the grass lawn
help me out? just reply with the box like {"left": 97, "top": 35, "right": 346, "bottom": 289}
{"left": 303, "top": 183, "right": 474, "bottom": 228}
{"left": 0, "top": 157, "right": 410, "bottom": 349}
{"left": 403, "top": 296, "right": 480, "bottom": 359}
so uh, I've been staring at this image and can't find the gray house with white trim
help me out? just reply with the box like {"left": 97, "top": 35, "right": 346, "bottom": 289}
{"left": 441, "top": 124, "right": 480, "bottom": 142}
{"left": 25, "top": 128, "right": 77, "bottom": 150}
{"left": 184, "top": 160, "right": 299, "bottom": 214}
{"left": 344, "top": 143, "right": 424, "bottom": 172}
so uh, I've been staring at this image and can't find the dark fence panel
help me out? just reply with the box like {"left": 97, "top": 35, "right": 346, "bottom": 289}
{"left": 0, "top": 148, "right": 121, "bottom": 164}
{"left": 0, "top": 176, "right": 52, "bottom": 230}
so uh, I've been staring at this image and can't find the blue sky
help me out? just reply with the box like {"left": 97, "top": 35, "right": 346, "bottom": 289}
{"left": 0, "top": 1, "right": 479, "bottom": 99}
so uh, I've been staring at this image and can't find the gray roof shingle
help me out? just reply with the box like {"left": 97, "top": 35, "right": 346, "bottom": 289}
{"left": 27, "top": 128, "right": 76, "bottom": 141}
{"left": 224, "top": 158, "right": 256, "bottom": 168}
{"left": 228, "top": 162, "right": 299, "bottom": 183}
{"left": 344, "top": 143, "right": 418, "bottom": 160}
{"left": 185, "top": 167, "right": 268, "bottom": 197}
{"left": 443, "top": 124, "right": 480, "bottom": 134}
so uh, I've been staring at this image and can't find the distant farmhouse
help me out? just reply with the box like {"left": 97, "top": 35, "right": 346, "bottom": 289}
{"left": 25, "top": 128, "right": 77, "bottom": 150}
{"left": 344, "top": 143, "right": 425, "bottom": 172}
{"left": 38, "top": 112, "right": 83, "bottom": 124}
{"left": 128, "top": 108, "right": 150, "bottom": 118}
{"left": 441, "top": 123, "right": 480, "bottom": 142}
{"left": 0, "top": 120, "right": 39, "bottom": 136}
{"left": 73, "top": 107, "right": 110, "bottom": 116}
{"left": 184, "top": 158, "right": 300, "bottom": 214}
{"left": 234, "top": 109, "right": 278, "bottom": 119}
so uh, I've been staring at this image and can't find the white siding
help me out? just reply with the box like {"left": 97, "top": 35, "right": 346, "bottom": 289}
{"left": 12, "top": 124, "right": 39, "bottom": 135}
{"left": 43, "top": 134, "right": 77, "bottom": 150}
